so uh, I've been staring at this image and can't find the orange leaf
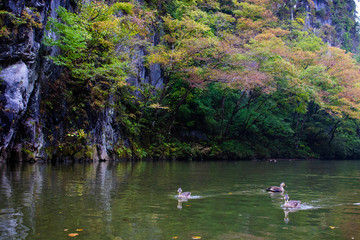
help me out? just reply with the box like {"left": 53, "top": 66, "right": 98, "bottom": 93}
{"left": 76, "top": 229, "right": 84, "bottom": 231}
{"left": 68, "top": 233, "right": 79, "bottom": 237}
{"left": 172, "top": 237, "right": 178, "bottom": 239}
{"left": 330, "top": 226, "right": 336, "bottom": 229}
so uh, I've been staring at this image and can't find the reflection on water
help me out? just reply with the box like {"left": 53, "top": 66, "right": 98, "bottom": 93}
{"left": 267, "top": 191, "right": 285, "bottom": 199}
{"left": 176, "top": 194, "right": 202, "bottom": 210}
{"left": 0, "top": 208, "right": 29, "bottom": 239}
{"left": 283, "top": 208, "right": 299, "bottom": 224}
{"left": 0, "top": 160, "right": 359, "bottom": 239}
{"left": 177, "top": 199, "right": 184, "bottom": 209}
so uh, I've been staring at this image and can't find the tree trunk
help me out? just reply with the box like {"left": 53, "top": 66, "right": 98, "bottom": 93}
{"left": 222, "top": 91, "right": 246, "bottom": 139}
{"left": 168, "top": 88, "right": 191, "bottom": 135}
{"left": 219, "top": 95, "right": 226, "bottom": 136}
{"left": 328, "top": 120, "right": 342, "bottom": 145}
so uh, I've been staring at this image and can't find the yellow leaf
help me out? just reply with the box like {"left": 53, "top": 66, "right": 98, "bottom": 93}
{"left": 149, "top": 103, "right": 169, "bottom": 109}
{"left": 76, "top": 229, "right": 84, "bottom": 231}
{"left": 228, "top": 192, "right": 232, "bottom": 194}
{"left": 172, "top": 237, "right": 178, "bottom": 239}
{"left": 192, "top": 237, "right": 202, "bottom": 239}
{"left": 68, "top": 233, "right": 79, "bottom": 237}
{"left": 330, "top": 226, "right": 336, "bottom": 229}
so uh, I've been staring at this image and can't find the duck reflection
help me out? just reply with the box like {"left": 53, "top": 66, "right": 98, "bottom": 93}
{"left": 283, "top": 208, "right": 299, "bottom": 223}
{"left": 176, "top": 188, "right": 191, "bottom": 209}
{"left": 268, "top": 191, "right": 284, "bottom": 199}
{"left": 176, "top": 196, "right": 191, "bottom": 209}
{"left": 177, "top": 198, "right": 187, "bottom": 209}
{"left": 282, "top": 194, "right": 301, "bottom": 223}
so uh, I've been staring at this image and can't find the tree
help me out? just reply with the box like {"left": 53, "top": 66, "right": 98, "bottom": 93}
{"left": 45, "top": 1, "right": 142, "bottom": 107}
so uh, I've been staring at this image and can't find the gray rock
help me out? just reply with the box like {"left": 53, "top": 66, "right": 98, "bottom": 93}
{"left": 0, "top": 62, "right": 30, "bottom": 149}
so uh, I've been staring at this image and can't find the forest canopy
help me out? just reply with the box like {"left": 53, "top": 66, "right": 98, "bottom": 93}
{"left": 44, "top": 0, "right": 360, "bottom": 160}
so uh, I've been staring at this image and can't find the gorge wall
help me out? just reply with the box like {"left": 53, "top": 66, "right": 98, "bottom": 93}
{"left": 0, "top": 0, "right": 163, "bottom": 161}
{"left": 0, "top": 0, "right": 358, "bottom": 162}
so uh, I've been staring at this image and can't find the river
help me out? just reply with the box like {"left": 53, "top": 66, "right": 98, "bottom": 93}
{"left": 0, "top": 160, "right": 359, "bottom": 239}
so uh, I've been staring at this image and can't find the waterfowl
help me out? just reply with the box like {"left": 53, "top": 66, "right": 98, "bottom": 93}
{"left": 178, "top": 188, "right": 191, "bottom": 198}
{"left": 266, "top": 182, "right": 286, "bottom": 192}
{"left": 283, "top": 194, "right": 301, "bottom": 208}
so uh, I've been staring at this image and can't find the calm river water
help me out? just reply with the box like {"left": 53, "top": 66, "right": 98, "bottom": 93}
{"left": 0, "top": 160, "right": 359, "bottom": 239}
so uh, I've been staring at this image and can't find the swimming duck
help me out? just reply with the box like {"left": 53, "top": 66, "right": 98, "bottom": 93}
{"left": 283, "top": 194, "right": 301, "bottom": 208}
{"left": 266, "top": 182, "right": 286, "bottom": 192}
{"left": 178, "top": 188, "right": 191, "bottom": 198}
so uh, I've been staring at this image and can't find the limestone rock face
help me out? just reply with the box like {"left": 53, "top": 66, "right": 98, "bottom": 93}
{"left": 0, "top": 62, "right": 30, "bottom": 149}
{"left": 0, "top": 0, "right": 74, "bottom": 161}
{"left": 0, "top": 0, "right": 163, "bottom": 162}
{"left": 0, "top": 0, "right": 357, "bottom": 161}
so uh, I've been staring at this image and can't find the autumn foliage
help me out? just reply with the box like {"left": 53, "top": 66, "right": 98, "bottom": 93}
{"left": 45, "top": 0, "right": 360, "bottom": 160}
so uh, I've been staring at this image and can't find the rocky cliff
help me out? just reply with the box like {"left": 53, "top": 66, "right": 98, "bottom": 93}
{"left": 277, "top": 0, "right": 359, "bottom": 51}
{"left": 0, "top": 0, "right": 163, "bottom": 161}
{"left": 0, "top": 0, "right": 73, "bottom": 161}
{"left": 0, "top": 0, "right": 358, "bottom": 162}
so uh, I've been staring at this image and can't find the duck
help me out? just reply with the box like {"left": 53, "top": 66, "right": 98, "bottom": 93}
{"left": 177, "top": 188, "right": 191, "bottom": 198}
{"left": 283, "top": 194, "right": 301, "bottom": 208}
{"left": 266, "top": 182, "right": 286, "bottom": 192}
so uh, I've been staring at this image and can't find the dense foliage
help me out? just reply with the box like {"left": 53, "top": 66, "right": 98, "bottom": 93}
{"left": 44, "top": 0, "right": 360, "bottom": 160}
